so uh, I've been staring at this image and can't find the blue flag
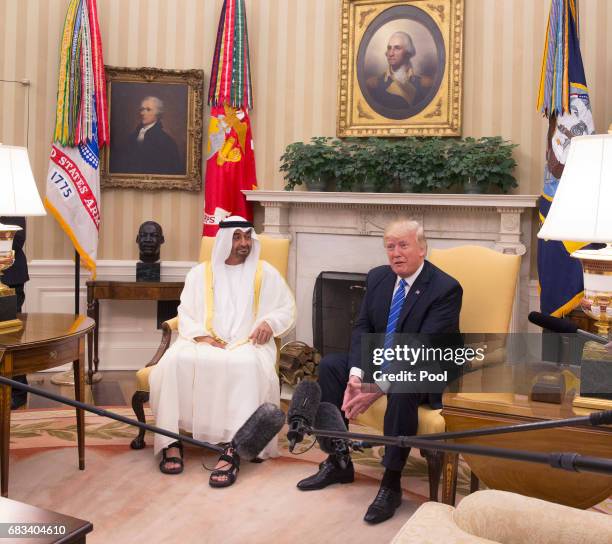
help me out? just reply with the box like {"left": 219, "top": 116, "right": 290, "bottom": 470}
{"left": 536, "top": 0, "right": 594, "bottom": 316}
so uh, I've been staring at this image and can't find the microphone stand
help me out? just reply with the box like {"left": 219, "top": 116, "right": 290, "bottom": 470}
{"left": 305, "top": 427, "right": 612, "bottom": 476}
{"left": 0, "top": 375, "right": 224, "bottom": 454}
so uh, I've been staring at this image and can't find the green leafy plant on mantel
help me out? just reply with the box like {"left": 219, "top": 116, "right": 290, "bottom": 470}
{"left": 279, "top": 137, "right": 338, "bottom": 191}
{"left": 445, "top": 136, "right": 518, "bottom": 194}
{"left": 280, "top": 136, "right": 518, "bottom": 194}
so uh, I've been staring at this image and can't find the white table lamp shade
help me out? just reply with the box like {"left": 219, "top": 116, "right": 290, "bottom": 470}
{"left": 537, "top": 134, "right": 612, "bottom": 243}
{"left": 0, "top": 145, "right": 46, "bottom": 216}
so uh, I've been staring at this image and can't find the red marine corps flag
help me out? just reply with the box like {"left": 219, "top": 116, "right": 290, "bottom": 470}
{"left": 44, "top": 0, "right": 108, "bottom": 278}
{"left": 203, "top": 0, "right": 257, "bottom": 236}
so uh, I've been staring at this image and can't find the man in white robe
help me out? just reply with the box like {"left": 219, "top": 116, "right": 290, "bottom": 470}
{"left": 149, "top": 216, "right": 295, "bottom": 485}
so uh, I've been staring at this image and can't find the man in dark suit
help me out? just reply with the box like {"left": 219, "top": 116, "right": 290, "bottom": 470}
{"left": 297, "top": 218, "right": 462, "bottom": 524}
{"left": 0, "top": 216, "right": 29, "bottom": 409}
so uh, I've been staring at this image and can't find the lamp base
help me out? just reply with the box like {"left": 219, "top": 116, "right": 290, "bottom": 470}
{"left": 572, "top": 246, "right": 612, "bottom": 333}
{"left": 0, "top": 318, "right": 22, "bottom": 333}
{"left": 0, "top": 289, "right": 18, "bottom": 323}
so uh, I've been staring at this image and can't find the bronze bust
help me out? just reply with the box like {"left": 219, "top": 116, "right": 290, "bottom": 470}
{"left": 136, "top": 221, "right": 165, "bottom": 263}
{"left": 136, "top": 221, "right": 164, "bottom": 281}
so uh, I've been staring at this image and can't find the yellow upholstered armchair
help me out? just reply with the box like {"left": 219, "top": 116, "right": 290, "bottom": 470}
{"left": 355, "top": 245, "right": 521, "bottom": 502}
{"left": 129, "top": 234, "right": 290, "bottom": 450}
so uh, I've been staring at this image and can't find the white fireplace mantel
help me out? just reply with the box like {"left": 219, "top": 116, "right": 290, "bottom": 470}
{"left": 244, "top": 191, "right": 539, "bottom": 341}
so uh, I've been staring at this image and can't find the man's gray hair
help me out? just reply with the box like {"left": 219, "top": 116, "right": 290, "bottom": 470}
{"left": 390, "top": 31, "right": 416, "bottom": 60}
{"left": 142, "top": 96, "right": 164, "bottom": 116}
{"left": 383, "top": 218, "right": 427, "bottom": 250}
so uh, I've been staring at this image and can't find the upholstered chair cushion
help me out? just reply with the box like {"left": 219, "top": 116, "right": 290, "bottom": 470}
{"left": 391, "top": 502, "right": 497, "bottom": 544}
{"left": 453, "top": 490, "right": 612, "bottom": 544}
{"left": 392, "top": 490, "right": 612, "bottom": 544}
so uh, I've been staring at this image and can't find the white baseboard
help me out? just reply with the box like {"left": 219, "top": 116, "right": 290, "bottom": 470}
{"left": 25, "top": 260, "right": 193, "bottom": 371}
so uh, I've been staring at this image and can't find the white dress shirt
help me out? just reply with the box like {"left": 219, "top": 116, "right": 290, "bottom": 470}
{"left": 137, "top": 122, "right": 157, "bottom": 142}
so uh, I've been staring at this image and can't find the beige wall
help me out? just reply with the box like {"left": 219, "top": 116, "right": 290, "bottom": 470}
{"left": 1, "top": 0, "right": 611, "bottom": 263}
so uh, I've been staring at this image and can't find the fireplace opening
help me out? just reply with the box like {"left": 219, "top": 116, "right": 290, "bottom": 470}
{"left": 312, "top": 271, "right": 367, "bottom": 357}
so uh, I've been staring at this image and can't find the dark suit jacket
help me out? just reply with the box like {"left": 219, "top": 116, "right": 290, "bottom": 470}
{"left": 349, "top": 260, "right": 462, "bottom": 407}
{"left": 0, "top": 216, "right": 28, "bottom": 285}
{"left": 112, "top": 122, "right": 182, "bottom": 175}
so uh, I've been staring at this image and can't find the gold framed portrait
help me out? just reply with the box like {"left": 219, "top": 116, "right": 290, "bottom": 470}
{"left": 101, "top": 66, "right": 204, "bottom": 191}
{"left": 337, "top": 0, "right": 464, "bottom": 137}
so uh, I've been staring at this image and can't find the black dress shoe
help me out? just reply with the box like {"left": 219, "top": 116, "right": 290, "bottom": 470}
{"left": 363, "top": 486, "right": 402, "bottom": 524}
{"left": 297, "top": 457, "right": 354, "bottom": 490}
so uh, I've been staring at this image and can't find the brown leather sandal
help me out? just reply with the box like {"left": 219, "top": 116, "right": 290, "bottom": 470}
{"left": 159, "top": 441, "right": 184, "bottom": 475}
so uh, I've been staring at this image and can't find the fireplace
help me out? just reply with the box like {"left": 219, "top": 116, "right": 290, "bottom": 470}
{"left": 313, "top": 271, "right": 367, "bottom": 357}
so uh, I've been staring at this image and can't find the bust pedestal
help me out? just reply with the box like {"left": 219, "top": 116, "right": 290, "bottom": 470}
{"left": 136, "top": 262, "right": 160, "bottom": 282}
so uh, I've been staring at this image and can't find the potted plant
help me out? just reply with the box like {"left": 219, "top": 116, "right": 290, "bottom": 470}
{"left": 395, "top": 138, "right": 449, "bottom": 193}
{"left": 351, "top": 138, "right": 389, "bottom": 192}
{"left": 446, "top": 137, "right": 518, "bottom": 194}
{"left": 281, "top": 136, "right": 518, "bottom": 194}
{"left": 280, "top": 137, "right": 339, "bottom": 191}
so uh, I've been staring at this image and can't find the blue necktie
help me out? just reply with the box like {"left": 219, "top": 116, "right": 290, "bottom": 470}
{"left": 382, "top": 279, "right": 407, "bottom": 369}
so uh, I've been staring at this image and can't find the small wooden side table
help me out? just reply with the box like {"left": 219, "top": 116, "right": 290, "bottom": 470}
{"left": 0, "top": 496, "right": 92, "bottom": 543}
{"left": 0, "top": 314, "right": 95, "bottom": 497}
{"left": 85, "top": 280, "right": 183, "bottom": 380}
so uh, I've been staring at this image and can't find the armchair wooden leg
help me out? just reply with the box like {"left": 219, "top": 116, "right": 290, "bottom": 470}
{"left": 130, "top": 390, "right": 150, "bottom": 450}
{"left": 442, "top": 452, "right": 459, "bottom": 505}
{"left": 420, "top": 448, "right": 444, "bottom": 502}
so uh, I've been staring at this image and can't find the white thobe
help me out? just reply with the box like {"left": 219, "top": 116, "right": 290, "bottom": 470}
{"left": 149, "top": 260, "right": 295, "bottom": 457}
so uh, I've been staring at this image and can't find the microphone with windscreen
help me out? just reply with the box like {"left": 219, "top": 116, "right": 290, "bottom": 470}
{"left": 286, "top": 380, "right": 321, "bottom": 452}
{"left": 231, "top": 402, "right": 286, "bottom": 461}
{"left": 314, "top": 402, "right": 353, "bottom": 468}
{"left": 528, "top": 311, "right": 609, "bottom": 345}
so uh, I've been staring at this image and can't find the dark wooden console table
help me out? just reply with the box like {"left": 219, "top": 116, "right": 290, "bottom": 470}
{"left": 0, "top": 496, "right": 92, "bottom": 543}
{"left": 0, "top": 314, "right": 94, "bottom": 497}
{"left": 86, "top": 280, "right": 183, "bottom": 380}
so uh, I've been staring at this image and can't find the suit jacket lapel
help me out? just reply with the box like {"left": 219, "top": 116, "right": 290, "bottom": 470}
{"left": 398, "top": 261, "right": 432, "bottom": 328}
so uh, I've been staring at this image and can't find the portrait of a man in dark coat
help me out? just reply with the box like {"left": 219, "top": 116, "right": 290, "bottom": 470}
{"left": 110, "top": 95, "right": 183, "bottom": 175}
